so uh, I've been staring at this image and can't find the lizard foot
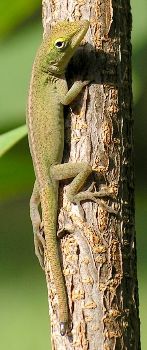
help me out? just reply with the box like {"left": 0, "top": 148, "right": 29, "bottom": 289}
{"left": 34, "top": 224, "right": 46, "bottom": 269}
{"left": 57, "top": 223, "right": 74, "bottom": 238}
{"left": 67, "top": 182, "right": 118, "bottom": 217}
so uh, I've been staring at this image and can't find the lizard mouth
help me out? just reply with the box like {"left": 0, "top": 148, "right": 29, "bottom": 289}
{"left": 71, "top": 20, "right": 89, "bottom": 49}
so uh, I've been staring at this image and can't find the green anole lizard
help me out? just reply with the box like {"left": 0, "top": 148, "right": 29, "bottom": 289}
{"left": 27, "top": 20, "right": 116, "bottom": 336}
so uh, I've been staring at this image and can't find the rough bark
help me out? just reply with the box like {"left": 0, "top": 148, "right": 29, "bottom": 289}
{"left": 42, "top": 0, "right": 141, "bottom": 349}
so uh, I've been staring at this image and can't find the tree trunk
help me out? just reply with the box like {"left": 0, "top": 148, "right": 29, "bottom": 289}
{"left": 42, "top": 0, "right": 141, "bottom": 349}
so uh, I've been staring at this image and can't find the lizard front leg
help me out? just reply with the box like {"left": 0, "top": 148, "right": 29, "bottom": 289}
{"left": 30, "top": 180, "right": 45, "bottom": 269}
{"left": 56, "top": 76, "right": 89, "bottom": 105}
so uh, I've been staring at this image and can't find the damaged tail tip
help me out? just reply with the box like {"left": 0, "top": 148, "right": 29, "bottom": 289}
{"left": 60, "top": 322, "right": 68, "bottom": 336}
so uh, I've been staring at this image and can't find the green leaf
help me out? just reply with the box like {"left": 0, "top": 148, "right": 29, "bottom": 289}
{"left": 0, "top": 21, "right": 42, "bottom": 128}
{"left": 0, "top": 124, "right": 28, "bottom": 157}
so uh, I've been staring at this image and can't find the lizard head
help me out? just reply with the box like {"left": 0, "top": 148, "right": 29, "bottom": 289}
{"left": 40, "top": 20, "right": 89, "bottom": 74}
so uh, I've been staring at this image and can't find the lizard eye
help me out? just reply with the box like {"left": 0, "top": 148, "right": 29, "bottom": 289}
{"left": 54, "top": 39, "right": 66, "bottom": 49}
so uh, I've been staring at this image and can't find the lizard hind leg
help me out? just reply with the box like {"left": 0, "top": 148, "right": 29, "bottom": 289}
{"left": 30, "top": 180, "right": 45, "bottom": 269}
{"left": 50, "top": 162, "right": 117, "bottom": 218}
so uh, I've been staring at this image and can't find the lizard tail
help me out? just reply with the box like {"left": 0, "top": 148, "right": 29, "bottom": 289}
{"left": 40, "top": 186, "right": 68, "bottom": 336}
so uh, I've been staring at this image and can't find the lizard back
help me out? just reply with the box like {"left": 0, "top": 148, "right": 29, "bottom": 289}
{"left": 27, "top": 60, "right": 64, "bottom": 187}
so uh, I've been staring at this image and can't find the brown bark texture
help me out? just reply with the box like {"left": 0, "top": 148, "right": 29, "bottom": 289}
{"left": 42, "top": 0, "right": 141, "bottom": 349}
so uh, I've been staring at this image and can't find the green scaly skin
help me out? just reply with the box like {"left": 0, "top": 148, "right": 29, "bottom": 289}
{"left": 27, "top": 20, "right": 90, "bottom": 336}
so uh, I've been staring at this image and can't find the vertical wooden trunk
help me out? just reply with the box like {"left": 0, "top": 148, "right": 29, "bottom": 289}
{"left": 42, "top": 0, "right": 141, "bottom": 349}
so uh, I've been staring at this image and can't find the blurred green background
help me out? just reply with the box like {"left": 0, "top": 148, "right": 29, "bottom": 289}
{"left": 0, "top": 1, "right": 146, "bottom": 349}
